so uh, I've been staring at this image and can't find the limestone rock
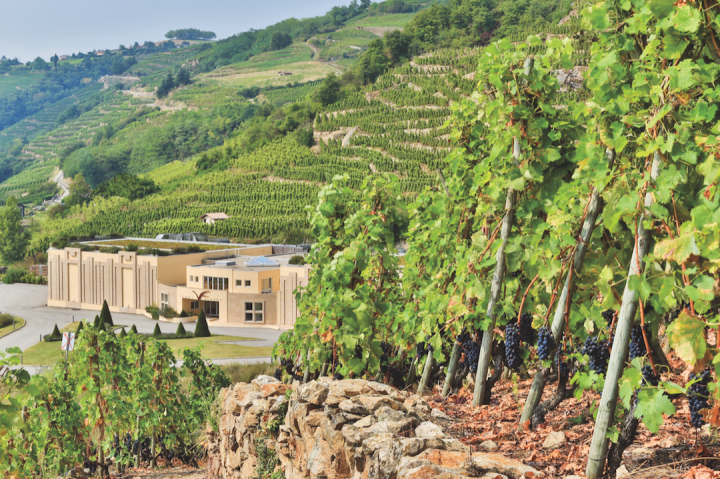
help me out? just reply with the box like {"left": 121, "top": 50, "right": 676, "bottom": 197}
{"left": 367, "top": 418, "right": 414, "bottom": 435}
{"left": 339, "top": 398, "right": 370, "bottom": 415}
{"left": 431, "top": 408, "right": 453, "bottom": 423}
{"left": 358, "top": 395, "right": 407, "bottom": 414}
{"left": 416, "top": 421, "right": 448, "bottom": 439}
{"left": 305, "top": 410, "right": 326, "bottom": 427}
{"left": 400, "top": 438, "right": 427, "bottom": 456}
{"left": 660, "top": 435, "right": 679, "bottom": 448}
{"left": 616, "top": 465, "right": 630, "bottom": 479}
{"left": 297, "top": 380, "right": 329, "bottom": 405}
{"left": 376, "top": 405, "right": 410, "bottom": 423}
{"left": 479, "top": 440, "right": 499, "bottom": 452}
{"left": 355, "top": 415, "right": 377, "bottom": 428}
{"left": 471, "top": 452, "right": 543, "bottom": 478}
{"left": 251, "top": 374, "right": 280, "bottom": 390}
{"left": 542, "top": 431, "right": 566, "bottom": 449}
{"left": 261, "top": 382, "right": 289, "bottom": 398}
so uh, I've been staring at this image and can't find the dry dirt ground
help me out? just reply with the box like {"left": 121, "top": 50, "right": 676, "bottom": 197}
{"left": 424, "top": 350, "right": 720, "bottom": 478}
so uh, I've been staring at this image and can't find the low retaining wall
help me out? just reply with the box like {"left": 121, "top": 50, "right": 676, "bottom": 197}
{"left": 208, "top": 377, "right": 542, "bottom": 479}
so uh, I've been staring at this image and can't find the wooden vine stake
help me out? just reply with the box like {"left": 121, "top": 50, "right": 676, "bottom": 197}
{"left": 442, "top": 341, "right": 462, "bottom": 397}
{"left": 518, "top": 148, "right": 615, "bottom": 427}
{"left": 417, "top": 353, "right": 435, "bottom": 396}
{"left": 586, "top": 151, "right": 661, "bottom": 479}
{"left": 471, "top": 57, "right": 533, "bottom": 407}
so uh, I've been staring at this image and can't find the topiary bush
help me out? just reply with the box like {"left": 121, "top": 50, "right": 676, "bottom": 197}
{"left": 153, "top": 324, "right": 162, "bottom": 337}
{"left": 75, "top": 321, "right": 84, "bottom": 336}
{"left": 194, "top": 310, "right": 210, "bottom": 338}
{"left": 179, "top": 310, "right": 189, "bottom": 318}
{"left": 100, "top": 300, "right": 113, "bottom": 326}
{"left": 45, "top": 324, "right": 62, "bottom": 342}
{"left": 119, "top": 327, "right": 127, "bottom": 338}
{"left": 176, "top": 322, "right": 187, "bottom": 336}
{"left": 130, "top": 324, "right": 138, "bottom": 334}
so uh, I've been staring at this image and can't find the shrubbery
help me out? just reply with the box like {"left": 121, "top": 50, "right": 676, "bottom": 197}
{"left": 145, "top": 305, "right": 160, "bottom": 320}
{"left": 0, "top": 313, "right": 14, "bottom": 328}
{"left": 2, "top": 267, "right": 46, "bottom": 285}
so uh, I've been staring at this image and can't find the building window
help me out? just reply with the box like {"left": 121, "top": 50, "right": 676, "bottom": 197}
{"left": 190, "top": 300, "right": 199, "bottom": 310}
{"left": 245, "top": 280, "right": 251, "bottom": 287}
{"left": 245, "top": 302, "right": 263, "bottom": 322}
{"left": 161, "top": 293, "right": 169, "bottom": 309}
{"left": 236, "top": 279, "right": 242, "bottom": 287}
{"left": 189, "top": 275, "right": 193, "bottom": 283}
{"left": 262, "top": 278, "right": 272, "bottom": 294}
{"left": 203, "top": 276, "right": 228, "bottom": 290}
{"left": 205, "top": 301, "right": 219, "bottom": 316}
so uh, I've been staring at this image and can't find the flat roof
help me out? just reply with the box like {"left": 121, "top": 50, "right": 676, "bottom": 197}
{"left": 188, "top": 253, "right": 306, "bottom": 270}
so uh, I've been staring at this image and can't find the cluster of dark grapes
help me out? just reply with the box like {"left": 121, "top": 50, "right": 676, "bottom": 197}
{"left": 511, "top": 270, "right": 522, "bottom": 278}
{"left": 456, "top": 328, "right": 471, "bottom": 344}
{"left": 519, "top": 312, "right": 536, "bottom": 344}
{"left": 537, "top": 327, "right": 555, "bottom": 360}
{"left": 416, "top": 341, "right": 428, "bottom": 358}
{"left": 333, "top": 372, "right": 344, "bottom": 380}
{"left": 688, "top": 369, "right": 713, "bottom": 428}
{"left": 601, "top": 309, "right": 615, "bottom": 324}
{"left": 556, "top": 352, "right": 569, "bottom": 376}
{"left": 274, "top": 367, "right": 282, "bottom": 380}
{"left": 504, "top": 323, "right": 523, "bottom": 369}
{"left": 281, "top": 357, "right": 294, "bottom": 375}
{"left": 583, "top": 336, "right": 610, "bottom": 374}
{"left": 641, "top": 365, "right": 659, "bottom": 387}
{"left": 462, "top": 338, "right": 481, "bottom": 373}
{"left": 629, "top": 325, "right": 648, "bottom": 359}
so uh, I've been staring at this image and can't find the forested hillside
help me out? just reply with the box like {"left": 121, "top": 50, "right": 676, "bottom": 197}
{"left": 0, "top": 0, "right": 577, "bottom": 253}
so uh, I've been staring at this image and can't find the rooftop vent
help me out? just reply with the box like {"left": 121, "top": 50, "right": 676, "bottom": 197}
{"left": 215, "top": 260, "right": 236, "bottom": 266}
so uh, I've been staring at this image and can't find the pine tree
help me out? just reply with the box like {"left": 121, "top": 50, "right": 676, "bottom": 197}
{"left": 100, "top": 300, "right": 113, "bottom": 326}
{"left": 176, "top": 67, "right": 191, "bottom": 85}
{"left": 153, "top": 324, "right": 162, "bottom": 337}
{"left": 194, "top": 309, "right": 210, "bottom": 338}
{"left": 119, "top": 327, "right": 127, "bottom": 338}
{"left": 130, "top": 324, "right": 138, "bottom": 334}
{"left": 93, "top": 315, "right": 101, "bottom": 329}
{"left": 176, "top": 322, "right": 186, "bottom": 337}
{"left": 156, "top": 73, "right": 175, "bottom": 98}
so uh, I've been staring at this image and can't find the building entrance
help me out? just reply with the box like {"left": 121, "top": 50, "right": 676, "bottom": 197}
{"left": 204, "top": 301, "right": 219, "bottom": 317}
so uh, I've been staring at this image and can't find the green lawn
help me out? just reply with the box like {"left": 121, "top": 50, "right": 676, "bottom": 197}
{"left": 19, "top": 328, "right": 271, "bottom": 365}
{"left": 0, "top": 316, "right": 25, "bottom": 339}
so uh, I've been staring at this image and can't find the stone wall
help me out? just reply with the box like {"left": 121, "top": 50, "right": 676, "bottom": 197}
{"left": 208, "top": 376, "right": 542, "bottom": 479}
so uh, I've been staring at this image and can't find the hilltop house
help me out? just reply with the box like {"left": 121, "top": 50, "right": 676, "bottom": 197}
{"left": 47, "top": 242, "right": 309, "bottom": 328}
{"left": 200, "top": 212, "right": 230, "bottom": 225}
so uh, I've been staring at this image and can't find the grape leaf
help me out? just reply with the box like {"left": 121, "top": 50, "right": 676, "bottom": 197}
{"left": 666, "top": 311, "right": 707, "bottom": 367}
{"left": 619, "top": 367, "right": 642, "bottom": 410}
{"left": 634, "top": 388, "right": 676, "bottom": 433}
{"left": 654, "top": 232, "right": 699, "bottom": 263}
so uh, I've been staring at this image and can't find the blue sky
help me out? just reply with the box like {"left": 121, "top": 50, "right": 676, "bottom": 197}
{"left": 0, "top": 0, "right": 351, "bottom": 61}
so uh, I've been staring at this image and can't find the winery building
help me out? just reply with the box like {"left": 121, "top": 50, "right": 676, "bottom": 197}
{"left": 47, "top": 242, "right": 309, "bottom": 328}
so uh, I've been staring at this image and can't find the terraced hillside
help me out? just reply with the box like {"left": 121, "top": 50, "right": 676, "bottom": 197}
{"left": 33, "top": 24, "right": 587, "bottom": 248}
{"left": 0, "top": 71, "right": 44, "bottom": 97}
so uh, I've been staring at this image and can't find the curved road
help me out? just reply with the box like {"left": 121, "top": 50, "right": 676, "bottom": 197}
{"left": 0, "top": 284, "right": 284, "bottom": 371}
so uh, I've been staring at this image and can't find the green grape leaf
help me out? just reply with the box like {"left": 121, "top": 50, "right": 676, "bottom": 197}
{"left": 619, "top": 367, "right": 643, "bottom": 410}
{"left": 634, "top": 388, "right": 676, "bottom": 433}
{"left": 648, "top": 0, "right": 675, "bottom": 18}
{"left": 672, "top": 5, "right": 701, "bottom": 33}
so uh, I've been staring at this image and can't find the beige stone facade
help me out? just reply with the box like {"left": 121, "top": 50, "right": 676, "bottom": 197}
{"left": 47, "top": 245, "right": 309, "bottom": 328}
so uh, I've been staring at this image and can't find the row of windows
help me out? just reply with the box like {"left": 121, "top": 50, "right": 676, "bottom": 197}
{"left": 189, "top": 275, "right": 256, "bottom": 288}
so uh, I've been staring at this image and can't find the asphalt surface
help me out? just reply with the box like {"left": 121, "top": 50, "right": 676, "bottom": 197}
{"left": 0, "top": 284, "right": 285, "bottom": 372}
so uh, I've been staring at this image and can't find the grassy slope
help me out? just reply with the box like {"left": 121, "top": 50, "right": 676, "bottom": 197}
{"left": 0, "top": 316, "right": 25, "bottom": 339}
{"left": 21, "top": 323, "right": 270, "bottom": 365}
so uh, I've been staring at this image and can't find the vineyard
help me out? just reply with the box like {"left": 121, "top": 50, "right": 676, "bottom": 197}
{"left": 0, "top": 322, "right": 230, "bottom": 477}
{"left": 271, "top": 1, "right": 720, "bottom": 476}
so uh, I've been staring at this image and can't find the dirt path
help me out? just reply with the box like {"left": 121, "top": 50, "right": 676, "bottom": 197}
{"left": 306, "top": 38, "right": 342, "bottom": 74}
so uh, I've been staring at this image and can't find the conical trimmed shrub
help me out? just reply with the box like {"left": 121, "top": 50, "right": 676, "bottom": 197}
{"left": 130, "top": 324, "right": 138, "bottom": 334}
{"left": 194, "top": 310, "right": 210, "bottom": 338}
{"left": 75, "top": 321, "right": 84, "bottom": 336}
{"left": 153, "top": 323, "right": 162, "bottom": 337}
{"left": 176, "top": 322, "right": 186, "bottom": 337}
{"left": 93, "top": 315, "right": 101, "bottom": 328}
{"left": 119, "top": 327, "right": 127, "bottom": 338}
{"left": 100, "top": 300, "right": 113, "bottom": 326}
{"left": 97, "top": 319, "right": 107, "bottom": 332}
{"left": 47, "top": 324, "right": 62, "bottom": 342}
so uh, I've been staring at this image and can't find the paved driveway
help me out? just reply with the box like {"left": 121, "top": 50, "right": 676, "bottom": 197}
{"left": 0, "top": 283, "right": 285, "bottom": 361}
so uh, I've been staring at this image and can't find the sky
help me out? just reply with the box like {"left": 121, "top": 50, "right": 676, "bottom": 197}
{"left": 0, "top": 0, "right": 352, "bottom": 62}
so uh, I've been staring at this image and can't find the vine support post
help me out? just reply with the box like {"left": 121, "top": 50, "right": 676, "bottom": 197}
{"left": 135, "top": 342, "right": 144, "bottom": 469}
{"left": 519, "top": 148, "right": 615, "bottom": 428}
{"left": 319, "top": 362, "right": 329, "bottom": 377}
{"left": 472, "top": 58, "right": 533, "bottom": 408}
{"left": 442, "top": 341, "right": 462, "bottom": 397}
{"left": 150, "top": 432, "right": 156, "bottom": 468}
{"left": 586, "top": 151, "right": 661, "bottom": 479}
{"left": 302, "top": 350, "right": 311, "bottom": 384}
{"left": 417, "top": 354, "right": 435, "bottom": 396}
{"left": 406, "top": 357, "right": 418, "bottom": 387}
